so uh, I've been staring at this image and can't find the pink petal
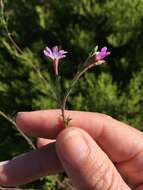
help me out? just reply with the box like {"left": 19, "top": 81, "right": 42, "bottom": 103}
{"left": 45, "top": 47, "right": 53, "bottom": 55}
{"left": 58, "top": 55, "right": 66, "bottom": 59}
{"left": 45, "top": 47, "right": 54, "bottom": 58}
{"left": 43, "top": 50, "right": 54, "bottom": 59}
{"left": 52, "top": 46, "right": 59, "bottom": 58}
{"left": 106, "top": 52, "right": 111, "bottom": 56}
{"left": 43, "top": 49, "right": 50, "bottom": 57}
{"left": 59, "top": 50, "right": 68, "bottom": 54}
{"left": 52, "top": 46, "right": 58, "bottom": 53}
{"left": 101, "top": 47, "right": 107, "bottom": 53}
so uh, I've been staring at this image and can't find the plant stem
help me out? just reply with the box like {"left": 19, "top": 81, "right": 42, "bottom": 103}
{"left": 0, "top": 111, "right": 36, "bottom": 150}
{"left": 0, "top": 0, "right": 23, "bottom": 54}
{"left": 55, "top": 76, "right": 67, "bottom": 127}
{"left": 63, "top": 67, "right": 88, "bottom": 110}
{"left": 61, "top": 56, "right": 100, "bottom": 127}
{"left": 61, "top": 66, "right": 90, "bottom": 127}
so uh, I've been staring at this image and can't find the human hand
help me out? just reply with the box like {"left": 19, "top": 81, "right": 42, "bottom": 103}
{"left": 0, "top": 110, "right": 143, "bottom": 190}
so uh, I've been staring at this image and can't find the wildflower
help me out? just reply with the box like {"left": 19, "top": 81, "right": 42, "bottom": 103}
{"left": 96, "top": 47, "right": 110, "bottom": 61}
{"left": 84, "top": 46, "right": 110, "bottom": 69}
{"left": 43, "top": 46, "right": 68, "bottom": 76}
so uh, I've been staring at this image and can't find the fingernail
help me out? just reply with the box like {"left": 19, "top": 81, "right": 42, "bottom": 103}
{"left": 0, "top": 160, "right": 10, "bottom": 166}
{"left": 58, "top": 130, "right": 89, "bottom": 167}
{"left": 16, "top": 112, "right": 28, "bottom": 124}
{"left": 16, "top": 112, "right": 23, "bottom": 122}
{"left": 16, "top": 112, "right": 25, "bottom": 118}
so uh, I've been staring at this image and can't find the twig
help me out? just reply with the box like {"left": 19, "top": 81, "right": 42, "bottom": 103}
{"left": 0, "top": 111, "right": 36, "bottom": 150}
{"left": 60, "top": 56, "right": 92, "bottom": 127}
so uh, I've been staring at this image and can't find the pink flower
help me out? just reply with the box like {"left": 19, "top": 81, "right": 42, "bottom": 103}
{"left": 43, "top": 46, "right": 68, "bottom": 76}
{"left": 84, "top": 46, "right": 111, "bottom": 69}
{"left": 96, "top": 47, "right": 110, "bottom": 61}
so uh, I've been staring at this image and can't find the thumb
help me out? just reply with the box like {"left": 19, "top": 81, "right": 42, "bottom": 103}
{"left": 56, "top": 127, "right": 130, "bottom": 190}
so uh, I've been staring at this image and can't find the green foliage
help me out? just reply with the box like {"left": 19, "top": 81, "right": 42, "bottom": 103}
{"left": 0, "top": 0, "right": 143, "bottom": 189}
{"left": 105, "top": 0, "right": 143, "bottom": 46}
{"left": 42, "top": 175, "right": 58, "bottom": 190}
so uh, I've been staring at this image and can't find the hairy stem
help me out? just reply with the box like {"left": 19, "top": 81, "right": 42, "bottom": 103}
{"left": 61, "top": 56, "right": 100, "bottom": 127}
{"left": 61, "top": 68, "right": 89, "bottom": 127}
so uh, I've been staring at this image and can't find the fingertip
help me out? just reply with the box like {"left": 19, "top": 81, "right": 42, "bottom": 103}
{"left": 16, "top": 110, "right": 63, "bottom": 138}
{"left": 0, "top": 143, "right": 63, "bottom": 186}
{"left": 16, "top": 111, "right": 31, "bottom": 134}
{"left": 37, "top": 138, "right": 55, "bottom": 148}
{"left": 56, "top": 127, "right": 89, "bottom": 168}
{"left": 0, "top": 160, "right": 13, "bottom": 186}
{"left": 16, "top": 112, "right": 24, "bottom": 126}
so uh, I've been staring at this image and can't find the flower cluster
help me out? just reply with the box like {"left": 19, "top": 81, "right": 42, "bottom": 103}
{"left": 43, "top": 45, "right": 110, "bottom": 127}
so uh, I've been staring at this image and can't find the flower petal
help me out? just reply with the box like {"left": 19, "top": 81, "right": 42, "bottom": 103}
{"left": 106, "top": 52, "right": 111, "bottom": 56}
{"left": 96, "top": 47, "right": 110, "bottom": 61}
{"left": 58, "top": 54, "right": 66, "bottom": 59}
{"left": 59, "top": 50, "right": 68, "bottom": 54}
{"left": 45, "top": 47, "right": 54, "bottom": 58}
{"left": 45, "top": 47, "right": 53, "bottom": 55}
{"left": 101, "top": 47, "right": 107, "bottom": 53}
{"left": 43, "top": 49, "right": 54, "bottom": 59}
{"left": 52, "top": 46, "right": 59, "bottom": 58}
{"left": 43, "top": 49, "right": 50, "bottom": 57}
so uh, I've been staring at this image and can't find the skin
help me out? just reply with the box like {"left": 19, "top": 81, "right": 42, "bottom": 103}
{"left": 0, "top": 110, "right": 143, "bottom": 190}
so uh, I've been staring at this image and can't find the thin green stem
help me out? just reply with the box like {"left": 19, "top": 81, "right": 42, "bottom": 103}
{"left": 0, "top": 1, "right": 23, "bottom": 54}
{"left": 61, "top": 68, "right": 86, "bottom": 127}
{"left": 55, "top": 76, "right": 67, "bottom": 127}
{"left": 62, "top": 67, "right": 89, "bottom": 111}
{"left": 61, "top": 55, "right": 99, "bottom": 127}
{"left": 0, "top": 111, "right": 36, "bottom": 150}
{"left": 60, "top": 68, "right": 87, "bottom": 127}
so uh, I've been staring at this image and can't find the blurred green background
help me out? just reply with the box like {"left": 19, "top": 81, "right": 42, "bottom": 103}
{"left": 0, "top": 0, "right": 143, "bottom": 189}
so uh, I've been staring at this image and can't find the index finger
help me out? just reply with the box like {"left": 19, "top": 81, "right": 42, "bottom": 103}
{"left": 16, "top": 110, "right": 143, "bottom": 163}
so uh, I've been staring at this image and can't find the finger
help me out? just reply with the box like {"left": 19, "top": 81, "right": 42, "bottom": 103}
{"left": 0, "top": 143, "right": 62, "bottom": 186}
{"left": 135, "top": 184, "right": 143, "bottom": 190}
{"left": 16, "top": 110, "right": 143, "bottom": 162}
{"left": 16, "top": 110, "right": 64, "bottom": 139}
{"left": 37, "top": 138, "right": 55, "bottom": 148}
{"left": 116, "top": 150, "right": 143, "bottom": 186}
{"left": 56, "top": 127, "right": 130, "bottom": 190}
